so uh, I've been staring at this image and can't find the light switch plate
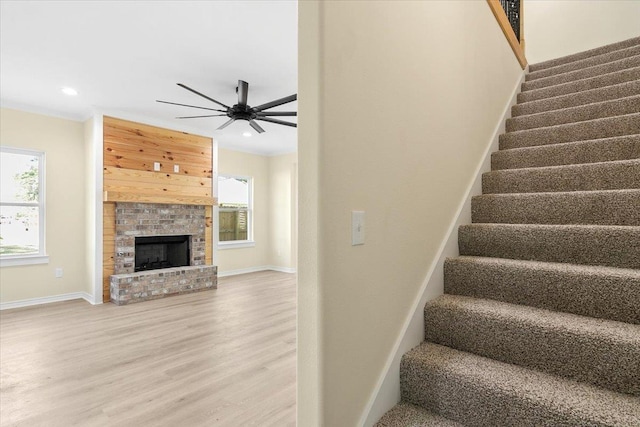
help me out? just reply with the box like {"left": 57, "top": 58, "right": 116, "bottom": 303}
{"left": 173, "top": 164, "right": 179, "bottom": 173}
{"left": 154, "top": 162, "right": 161, "bottom": 171}
{"left": 352, "top": 211, "right": 365, "bottom": 246}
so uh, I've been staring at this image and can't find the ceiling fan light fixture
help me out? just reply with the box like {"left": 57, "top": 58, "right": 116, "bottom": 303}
{"left": 61, "top": 87, "right": 78, "bottom": 96}
{"left": 158, "top": 80, "right": 297, "bottom": 133}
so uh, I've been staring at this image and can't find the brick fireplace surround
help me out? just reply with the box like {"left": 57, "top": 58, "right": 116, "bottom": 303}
{"left": 109, "top": 203, "right": 217, "bottom": 305}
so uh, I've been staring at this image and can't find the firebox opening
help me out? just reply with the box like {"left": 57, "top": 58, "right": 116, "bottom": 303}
{"left": 135, "top": 235, "right": 190, "bottom": 272}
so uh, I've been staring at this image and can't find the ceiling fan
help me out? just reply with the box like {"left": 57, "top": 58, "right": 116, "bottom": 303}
{"left": 157, "top": 80, "right": 297, "bottom": 134}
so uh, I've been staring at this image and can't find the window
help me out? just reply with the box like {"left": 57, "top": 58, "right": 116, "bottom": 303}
{"left": 218, "top": 175, "right": 253, "bottom": 248}
{"left": 0, "top": 147, "right": 47, "bottom": 266}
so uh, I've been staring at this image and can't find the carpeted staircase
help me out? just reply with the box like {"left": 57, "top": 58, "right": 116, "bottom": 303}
{"left": 376, "top": 37, "right": 640, "bottom": 426}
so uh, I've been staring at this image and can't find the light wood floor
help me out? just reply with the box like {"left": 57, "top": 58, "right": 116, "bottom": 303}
{"left": 0, "top": 271, "right": 296, "bottom": 427}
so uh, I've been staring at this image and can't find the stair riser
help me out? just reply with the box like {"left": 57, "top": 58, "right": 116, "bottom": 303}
{"left": 424, "top": 302, "right": 640, "bottom": 395}
{"left": 529, "top": 37, "right": 640, "bottom": 72}
{"left": 499, "top": 113, "right": 640, "bottom": 150}
{"left": 491, "top": 136, "right": 640, "bottom": 170}
{"left": 522, "top": 55, "right": 640, "bottom": 92}
{"left": 483, "top": 161, "right": 640, "bottom": 193}
{"left": 444, "top": 257, "right": 640, "bottom": 324}
{"left": 527, "top": 45, "right": 640, "bottom": 82}
{"left": 375, "top": 403, "right": 464, "bottom": 427}
{"left": 518, "top": 67, "right": 640, "bottom": 103}
{"left": 471, "top": 192, "right": 640, "bottom": 226}
{"left": 513, "top": 80, "right": 640, "bottom": 117}
{"left": 506, "top": 96, "right": 640, "bottom": 132}
{"left": 458, "top": 224, "right": 640, "bottom": 269}
{"left": 400, "top": 355, "right": 629, "bottom": 427}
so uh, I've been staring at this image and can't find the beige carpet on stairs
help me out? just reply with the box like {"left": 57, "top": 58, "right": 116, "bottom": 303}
{"left": 376, "top": 36, "right": 640, "bottom": 427}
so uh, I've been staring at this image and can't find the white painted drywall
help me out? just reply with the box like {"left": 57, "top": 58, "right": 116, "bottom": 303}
{"left": 216, "top": 148, "right": 297, "bottom": 274}
{"left": 525, "top": 0, "right": 640, "bottom": 64}
{"left": 0, "top": 108, "right": 88, "bottom": 302}
{"left": 269, "top": 152, "right": 298, "bottom": 270}
{"left": 298, "top": 1, "right": 524, "bottom": 425}
{"left": 216, "top": 148, "right": 270, "bottom": 272}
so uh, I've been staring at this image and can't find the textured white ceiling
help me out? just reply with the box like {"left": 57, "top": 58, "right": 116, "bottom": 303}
{"left": 0, "top": 1, "right": 298, "bottom": 156}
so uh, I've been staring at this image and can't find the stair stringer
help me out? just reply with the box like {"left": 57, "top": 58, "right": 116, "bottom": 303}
{"left": 359, "top": 69, "right": 527, "bottom": 427}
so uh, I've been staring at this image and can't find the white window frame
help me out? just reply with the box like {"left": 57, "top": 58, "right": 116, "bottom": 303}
{"left": 0, "top": 146, "right": 48, "bottom": 267}
{"left": 217, "top": 174, "right": 255, "bottom": 250}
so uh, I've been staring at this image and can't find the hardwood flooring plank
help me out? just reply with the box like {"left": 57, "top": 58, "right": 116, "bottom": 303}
{"left": 0, "top": 271, "right": 296, "bottom": 427}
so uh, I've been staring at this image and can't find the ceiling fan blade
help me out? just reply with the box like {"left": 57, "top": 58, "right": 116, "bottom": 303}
{"left": 157, "top": 100, "right": 226, "bottom": 113}
{"left": 176, "top": 114, "right": 228, "bottom": 119}
{"left": 256, "top": 111, "right": 297, "bottom": 117}
{"left": 177, "top": 83, "right": 230, "bottom": 109}
{"left": 249, "top": 120, "right": 265, "bottom": 134}
{"left": 237, "top": 80, "right": 249, "bottom": 106}
{"left": 217, "top": 118, "right": 236, "bottom": 130}
{"left": 252, "top": 94, "right": 297, "bottom": 112}
{"left": 255, "top": 117, "right": 297, "bottom": 128}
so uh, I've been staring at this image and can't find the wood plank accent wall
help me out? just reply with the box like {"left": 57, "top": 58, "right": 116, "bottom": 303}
{"left": 102, "top": 116, "right": 216, "bottom": 301}
{"left": 103, "top": 116, "right": 215, "bottom": 204}
{"left": 103, "top": 203, "right": 116, "bottom": 302}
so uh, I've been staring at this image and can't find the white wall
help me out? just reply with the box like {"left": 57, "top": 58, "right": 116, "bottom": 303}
{"left": 298, "top": 1, "right": 524, "bottom": 425}
{"left": 217, "top": 148, "right": 297, "bottom": 274}
{"left": 525, "top": 0, "right": 640, "bottom": 64}
{"left": 268, "top": 152, "right": 297, "bottom": 270}
{"left": 83, "top": 117, "right": 96, "bottom": 298}
{"left": 217, "top": 148, "right": 270, "bottom": 273}
{"left": 0, "top": 108, "right": 88, "bottom": 303}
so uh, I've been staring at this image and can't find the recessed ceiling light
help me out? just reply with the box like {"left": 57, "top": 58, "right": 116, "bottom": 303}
{"left": 61, "top": 87, "right": 78, "bottom": 96}
{"left": 242, "top": 132, "right": 252, "bottom": 137}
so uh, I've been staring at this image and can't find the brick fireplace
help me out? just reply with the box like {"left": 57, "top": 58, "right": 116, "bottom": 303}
{"left": 109, "top": 202, "right": 217, "bottom": 305}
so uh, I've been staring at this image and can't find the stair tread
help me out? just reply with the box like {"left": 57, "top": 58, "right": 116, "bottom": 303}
{"left": 482, "top": 160, "right": 640, "bottom": 194}
{"left": 514, "top": 79, "right": 640, "bottom": 117}
{"left": 402, "top": 342, "right": 640, "bottom": 425}
{"left": 375, "top": 402, "right": 463, "bottom": 427}
{"left": 444, "top": 256, "right": 640, "bottom": 334}
{"left": 458, "top": 223, "right": 640, "bottom": 269}
{"left": 527, "top": 44, "right": 640, "bottom": 82}
{"left": 427, "top": 294, "right": 639, "bottom": 345}
{"left": 460, "top": 222, "right": 640, "bottom": 232}
{"left": 522, "top": 54, "right": 640, "bottom": 92}
{"left": 425, "top": 294, "right": 640, "bottom": 395}
{"left": 519, "top": 66, "right": 640, "bottom": 103}
{"left": 486, "top": 157, "right": 640, "bottom": 175}
{"left": 506, "top": 94, "right": 640, "bottom": 132}
{"left": 492, "top": 134, "right": 640, "bottom": 170}
{"left": 450, "top": 255, "right": 640, "bottom": 277}
{"left": 499, "top": 112, "right": 640, "bottom": 150}
{"left": 530, "top": 36, "right": 640, "bottom": 72}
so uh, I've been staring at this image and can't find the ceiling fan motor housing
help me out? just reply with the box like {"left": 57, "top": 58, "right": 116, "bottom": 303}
{"left": 229, "top": 104, "right": 257, "bottom": 121}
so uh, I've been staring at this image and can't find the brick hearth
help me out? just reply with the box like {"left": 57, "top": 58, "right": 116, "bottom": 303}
{"left": 110, "top": 202, "right": 216, "bottom": 304}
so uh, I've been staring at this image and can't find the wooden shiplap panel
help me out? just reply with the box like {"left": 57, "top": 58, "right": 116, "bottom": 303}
{"left": 104, "top": 116, "right": 213, "bottom": 179}
{"left": 104, "top": 166, "right": 212, "bottom": 188}
{"left": 105, "top": 181, "right": 212, "bottom": 198}
{"left": 103, "top": 116, "right": 214, "bottom": 198}
{"left": 103, "top": 203, "right": 116, "bottom": 302}
{"left": 103, "top": 191, "right": 216, "bottom": 206}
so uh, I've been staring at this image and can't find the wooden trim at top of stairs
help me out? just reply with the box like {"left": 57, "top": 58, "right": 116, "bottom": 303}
{"left": 487, "top": 0, "right": 528, "bottom": 69}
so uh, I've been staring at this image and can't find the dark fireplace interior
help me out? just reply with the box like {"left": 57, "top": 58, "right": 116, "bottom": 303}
{"left": 135, "top": 235, "right": 190, "bottom": 272}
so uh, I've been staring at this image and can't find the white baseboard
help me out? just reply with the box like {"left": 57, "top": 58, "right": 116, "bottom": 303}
{"left": 217, "top": 265, "right": 296, "bottom": 278}
{"left": 0, "top": 292, "right": 95, "bottom": 311}
{"left": 359, "top": 70, "right": 527, "bottom": 426}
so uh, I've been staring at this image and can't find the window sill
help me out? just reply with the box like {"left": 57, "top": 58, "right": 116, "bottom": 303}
{"left": 0, "top": 255, "right": 49, "bottom": 267}
{"left": 218, "top": 241, "right": 256, "bottom": 250}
